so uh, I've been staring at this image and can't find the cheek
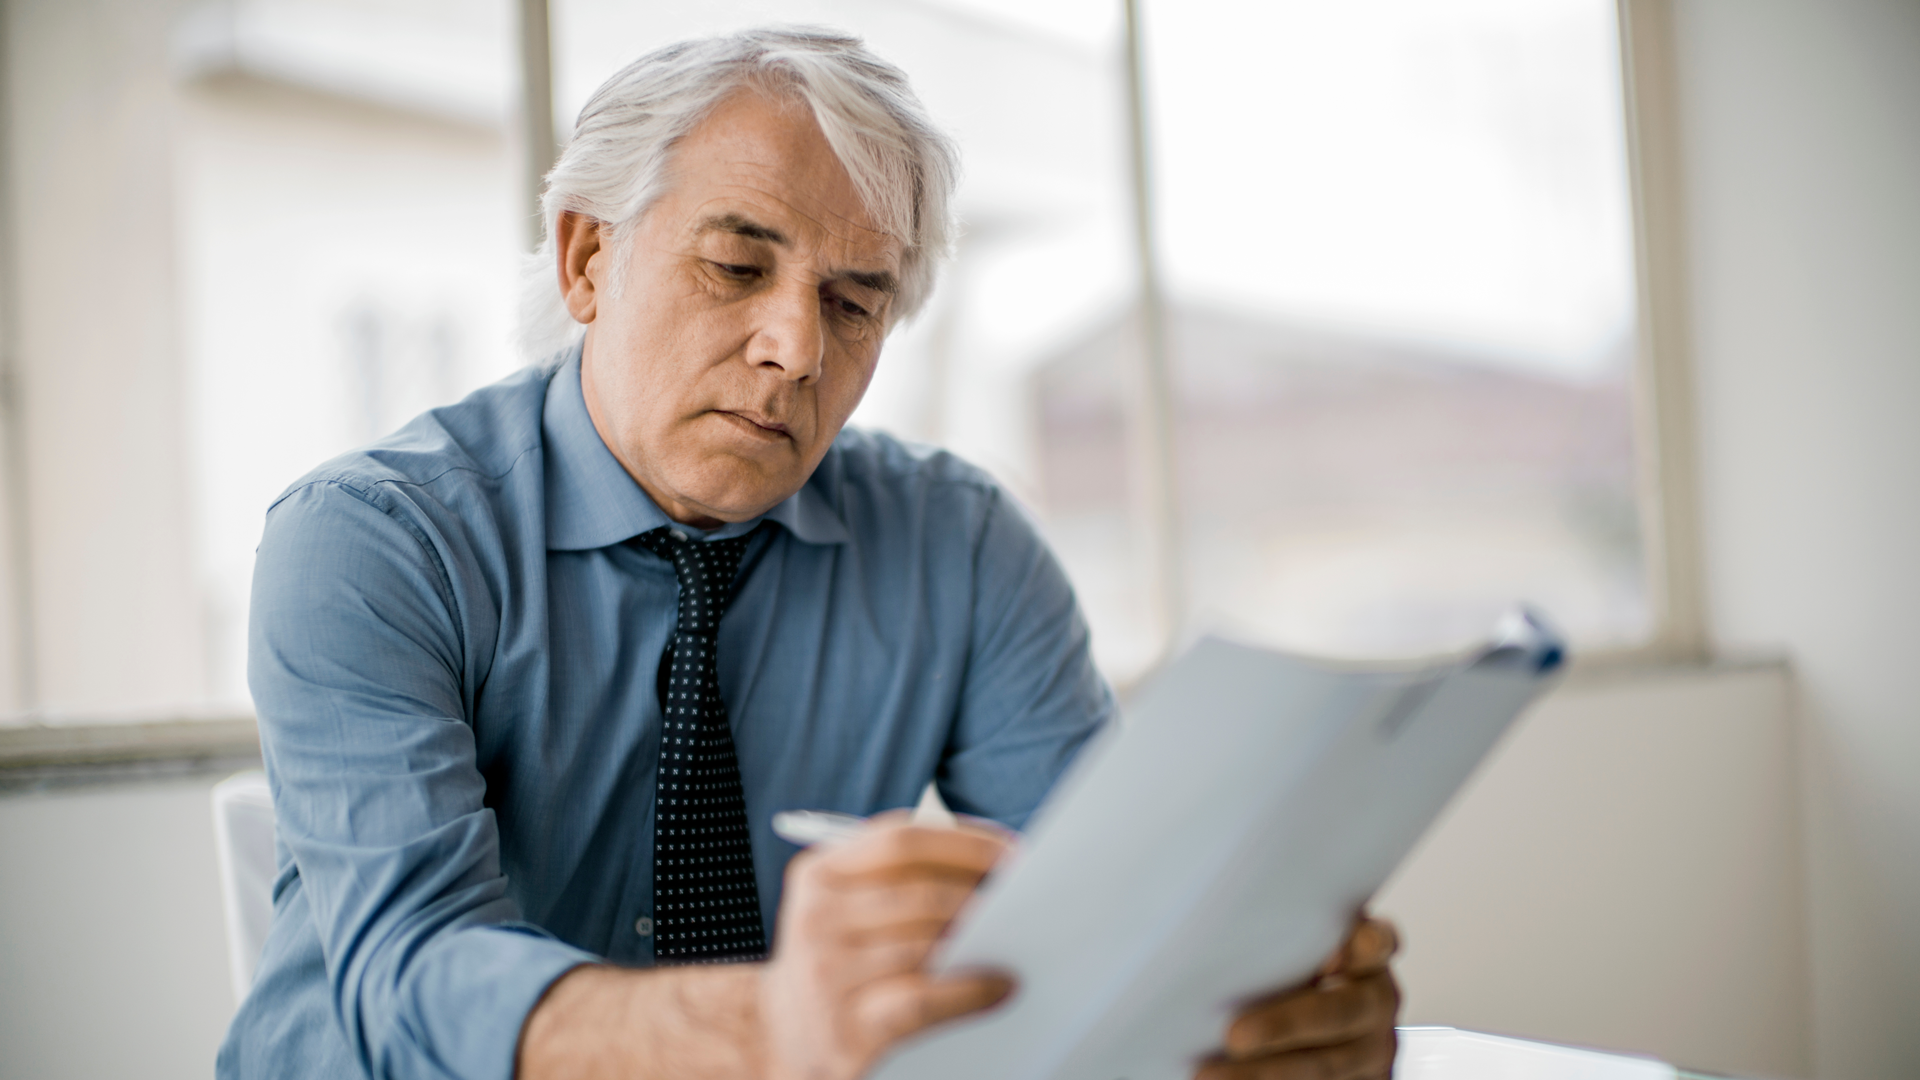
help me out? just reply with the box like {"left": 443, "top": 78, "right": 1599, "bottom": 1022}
{"left": 602, "top": 301, "right": 722, "bottom": 407}
{"left": 824, "top": 345, "right": 883, "bottom": 419}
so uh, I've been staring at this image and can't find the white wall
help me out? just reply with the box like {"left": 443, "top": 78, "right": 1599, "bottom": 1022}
{"left": 1671, "top": 1, "right": 1920, "bottom": 1077}
{"left": 1378, "top": 664, "right": 1810, "bottom": 1080}
{"left": 174, "top": 78, "right": 520, "bottom": 707}
{"left": 0, "top": 777, "right": 235, "bottom": 1080}
{"left": 2, "top": 0, "right": 209, "bottom": 717}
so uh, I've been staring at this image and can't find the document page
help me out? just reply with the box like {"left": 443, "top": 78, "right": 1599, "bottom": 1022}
{"left": 871, "top": 612, "right": 1565, "bottom": 1080}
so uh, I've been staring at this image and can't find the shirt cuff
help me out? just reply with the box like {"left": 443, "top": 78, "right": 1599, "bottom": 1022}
{"left": 402, "top": 924, "right": 599, "bottom": 1080}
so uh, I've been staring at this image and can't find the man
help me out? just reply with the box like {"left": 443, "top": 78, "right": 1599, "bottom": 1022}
{"left": 220, "top": 28, "right": 1400, "bottom": 1080}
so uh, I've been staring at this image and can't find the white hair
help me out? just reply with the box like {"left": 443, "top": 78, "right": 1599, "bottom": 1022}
{"left": 517, "top": 26, "right": 961, "bottom": 365}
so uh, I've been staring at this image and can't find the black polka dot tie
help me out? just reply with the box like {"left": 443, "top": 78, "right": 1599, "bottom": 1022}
{"left": 632, "top": 525, "right": 766, "bottom": 963}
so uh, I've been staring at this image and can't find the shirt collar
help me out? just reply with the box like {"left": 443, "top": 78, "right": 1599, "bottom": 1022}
{"left": 542, "top": 343, "right": 851, "bottom": 551}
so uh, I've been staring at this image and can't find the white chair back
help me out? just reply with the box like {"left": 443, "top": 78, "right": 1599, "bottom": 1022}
{"left": 211, "top": 770, "right": 277, "bottom": 1001}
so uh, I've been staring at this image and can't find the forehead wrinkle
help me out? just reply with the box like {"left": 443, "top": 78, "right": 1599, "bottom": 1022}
{"left": 684, "top": 187, "right": 903, "bottom": 291}
{"left": 687, "top": 182, "right": 889, "bottom": 252}
{"left": 700, "top": 151, "right": 897, "bottom": 249}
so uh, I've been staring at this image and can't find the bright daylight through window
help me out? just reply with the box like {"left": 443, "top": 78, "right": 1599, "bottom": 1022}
{"left": 1134, "top": 0, "right": 1649, "bottom": 665}
{"left": 168, "top": 0, "right": 1648, "bottom": 710}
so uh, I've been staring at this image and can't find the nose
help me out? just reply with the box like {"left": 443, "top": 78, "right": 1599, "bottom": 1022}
{"left": 745, "top": 281, "right": 826, "bottom": 382}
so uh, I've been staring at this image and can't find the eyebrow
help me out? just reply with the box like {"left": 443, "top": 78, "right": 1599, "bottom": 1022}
{"left": 698, "top": 212, "right": 788, "bottom": 246}
{"left": 696, "top": 212, "right": 899, "bottom": 296}
{"left": 847, "top": 269, "right": 898, "bottom": 296}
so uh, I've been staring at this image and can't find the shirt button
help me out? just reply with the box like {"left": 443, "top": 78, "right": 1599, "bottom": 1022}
{"left": 635, "top": 915, "right": 654, "bottom": 936}
{"left": 669, "top": 530, "right": 688, "bottom": 542}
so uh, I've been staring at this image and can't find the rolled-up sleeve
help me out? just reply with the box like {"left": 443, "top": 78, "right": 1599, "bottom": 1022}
{"left": 937, "top": 487, "right": 1115, "bottom": 829}
{"left": 250, "top": 479, "right": 595, "bottom": 1080}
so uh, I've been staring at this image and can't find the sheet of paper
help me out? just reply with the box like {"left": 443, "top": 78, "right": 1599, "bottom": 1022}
{"left": 871, "top": 614, "right": 1564, "bottom": 1080}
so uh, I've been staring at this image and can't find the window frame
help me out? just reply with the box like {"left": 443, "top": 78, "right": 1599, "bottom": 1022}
{"left": 0, "top": 0, "right": 1706, "bottom": 783}
{"left": 1114, "top": 0, "right": 1707, "bottom": 676}
{"left": 1612, "top": 0, "right": 1709, "bottom": 668}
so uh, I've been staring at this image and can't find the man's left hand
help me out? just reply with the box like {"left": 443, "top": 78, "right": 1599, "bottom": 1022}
{"left": 1196, "top": 916, "right": 1401, "bottom": 1080}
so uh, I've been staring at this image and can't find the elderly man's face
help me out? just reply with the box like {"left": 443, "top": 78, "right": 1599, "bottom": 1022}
{"left": 562, "top": 89, "right": 903, "bottom": 527}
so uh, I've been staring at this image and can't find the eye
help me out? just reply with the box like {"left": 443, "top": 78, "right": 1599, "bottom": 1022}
{"left": 712, "top": 262, "right": 761, "bottom": 281}
{"left": 831, "top": 295, "right": 871, "bottom": 319}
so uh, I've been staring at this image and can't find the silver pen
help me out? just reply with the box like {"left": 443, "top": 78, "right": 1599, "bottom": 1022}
{"left": 770, "top": 809, "right": 870, "bottom": 847}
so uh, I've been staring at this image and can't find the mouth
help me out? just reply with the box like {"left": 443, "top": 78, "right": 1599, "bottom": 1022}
{"left": 712, "top": 409, "right": 793, "bottom": 442}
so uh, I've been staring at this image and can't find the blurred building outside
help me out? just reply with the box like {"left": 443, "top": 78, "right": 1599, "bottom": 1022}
{"left": 27, "top": 0, "right": 1649, "bottom": 713}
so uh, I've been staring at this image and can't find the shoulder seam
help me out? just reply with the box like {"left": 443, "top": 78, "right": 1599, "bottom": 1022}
{"left": 265, "top": 441, "right": 543, "bottom": 517}
{"left": 266, "top": 475, "right": 482, "bottom": 668}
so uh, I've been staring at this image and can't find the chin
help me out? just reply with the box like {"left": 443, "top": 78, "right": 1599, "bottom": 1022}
{"left": 681, "top": 465, "right": 802, "bottom": 522}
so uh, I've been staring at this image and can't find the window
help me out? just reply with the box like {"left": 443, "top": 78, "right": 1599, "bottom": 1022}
{"left": 0, "top": 0, "right": 1679, "bottom": 728}
{"left": 1132, "top": 0, "right": 1651, "bottom": 661}
{"left": 173, "top": 0, "right": 526, "bottom": 707}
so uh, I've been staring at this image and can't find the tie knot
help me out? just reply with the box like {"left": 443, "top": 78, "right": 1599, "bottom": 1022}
{"left": 634, "top": 525, "right": 755, "bottom": 634}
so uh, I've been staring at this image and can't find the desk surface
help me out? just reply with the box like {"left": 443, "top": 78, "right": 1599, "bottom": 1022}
{"left": 1396, "top": 1027, "right": 1743, "bottom": 1080}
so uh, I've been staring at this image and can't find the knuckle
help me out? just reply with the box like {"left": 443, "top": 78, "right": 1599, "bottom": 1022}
{"left": 803, "top": 951, "right": 839, "bottom": 986}
{"left": 1370, "top": 972, "right": 1401, "bottom": 1015}
{"left": 889, "top": 939, "right": 927, "bottom": 970}
{"left": 871, "top": 937, "right": 924, "bottom": 974}
{"left": 871, "top": 884, "right": 921, "bottom": 926}
{"left": 1371, "top": 917, "right": 1401, "bottom": 956}
{"left": 859, "top": 977, "right": 928, "bottom": 1041}
{"left": 873, "top": 827, "right": 919, "bottom": 862}
{"left": 1337, "top": 1028, "right": 1398, "bottom": 1080}
{"left": 1256, "top": 1008, "right": 1297, "bottom": 1047}
{"left": 1321, "top": 986, "right": 1364, "bottom": 1030}
{"left": 888, "top": 880, "right": 931, "bottom": 917}
{"left": 785, "top": 851, "right": 822, "bottom": 889}
{"left": 1357, "top": 1028, "right": 1398, "bottom": 1079}
{"left": 912, "top": 878, "right": 961, "bottom": 916}
{"left": 1343, "top": 972, "right": 1393, "bottom": 1027}
{"left": 1228, "top": 1001, "right": 1292, "bottom": 1054}
{"left": 793, "top": 897, "right": 834, "bottom": 938}
{"left": 1316, "top": 1039, "right": 1366, "bottom": 1080}
{"left": 1252, "top": 1055, "right": 1294, "bottom": 1080}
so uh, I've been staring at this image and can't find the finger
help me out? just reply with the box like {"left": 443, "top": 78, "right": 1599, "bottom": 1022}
{"left": 826, "top": 875, "right": 982, "bottom": 939}
{"left": 1223, "top": 970, "right": 1400, "bottom": 1058}
{"left": 950, "top": 813, "right": 1022, "bottom": 842}
{"left": 1197, "top": 1026, "right": 1398, "bottom": 1080}
{"left": 1335, "top": 918, "right": 1399, "bottom": 978}
{"left": 807, "top": 934, "right": 945, "bottom": 987}
{"left": 814, "top": 822, "right": 1011, "bottom": 883}
{"left": 780, "top": 863, "right": 986, "bottom": 952}
{"left": 850, "top": 970, "right": 1017, "bottom": 1045}
{"left": 1317, "top": 915, "right": 1399, "bottom": 980}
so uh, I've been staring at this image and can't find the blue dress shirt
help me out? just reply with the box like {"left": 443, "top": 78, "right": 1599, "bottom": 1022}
{"left": 217, "top": 346, "right": 1114, "bottom": 1080}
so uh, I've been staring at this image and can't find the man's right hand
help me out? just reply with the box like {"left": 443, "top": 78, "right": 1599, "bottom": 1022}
{"left": 516, "top": 813, "right": 1014, "bottom": 1080}
{"left": 759, "top": 813, "right": 1016, "bottom": 1080}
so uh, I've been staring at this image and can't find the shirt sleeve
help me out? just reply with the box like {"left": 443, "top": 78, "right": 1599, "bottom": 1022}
{"left": 936, "top": 486, "right": 1117, "bottom": 829}
{"left": 249, "top": 479, "right": 596, "bottom": 1080}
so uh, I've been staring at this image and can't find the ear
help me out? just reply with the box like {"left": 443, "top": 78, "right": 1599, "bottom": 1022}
{"left": 555, "top": 211, "right": 605, "bottom": 324}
